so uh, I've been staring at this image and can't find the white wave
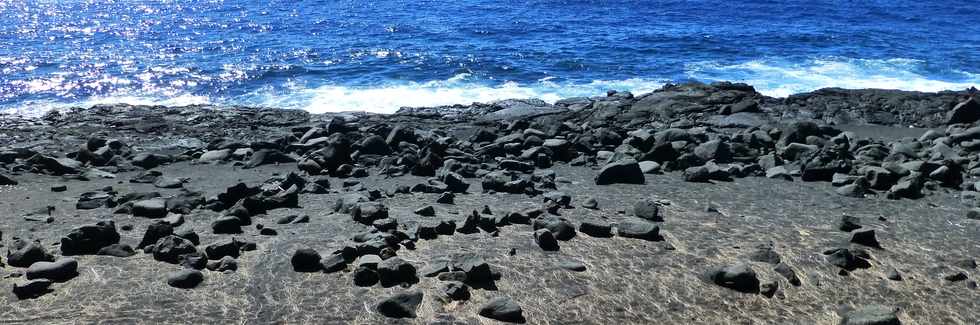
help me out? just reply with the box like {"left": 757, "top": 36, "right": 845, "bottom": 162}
{"left": 246, "top": 75, "right": 667, "bottom": 114}
{"left": 686, "top": 57, "right": 980, "bottom": 98}
{"left": 0, "top": 93, "right": 212, "bottom": 118}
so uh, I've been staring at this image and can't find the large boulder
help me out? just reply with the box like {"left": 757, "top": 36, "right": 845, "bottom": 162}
{"left": 60, "top": 221, "right": 120, "bottom": 255}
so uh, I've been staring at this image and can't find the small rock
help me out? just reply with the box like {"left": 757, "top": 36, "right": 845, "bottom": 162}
{"left": 291, "top": 248, "right": 322, "bottom": 272}
{"left": 707, "top": 263, "right": 760, "bottom": 293}
{"left": 840, "top": 305, "right": 901, "bottom": 325}
{"left": 534, "top": 229, "right": 559, "bottom": 251}
{"left": 850, "top": 229, "right": 882, "bottom": 249}
{"left": 26, "top": 258, "right": 78, "bottom": 282}
{"left": 633, "top": 198, "right": 662, "bottom": 221}
{"left": 166, "top": 269, "right": 204, "bottom": 289}
{"left": 479, "top": 296, "right": 526, "bottom": 323}
{"left": 375, "top": 291, "right": 423, "bottom": 318}
{"left": 838, "top": 215, "right": 862, "bottom": 232}
{"left": 415, "top": 205, "right": 436, "bottom": 216}
{"left": 12, "top": 279, "right": 52, "bottom": 299}
{"left": 557, "top": 259, "right": 586, "bottom": 272}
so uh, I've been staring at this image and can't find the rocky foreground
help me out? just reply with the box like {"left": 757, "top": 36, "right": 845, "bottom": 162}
{"left": 1, "top": 82, "right": 979, "bottom": 324}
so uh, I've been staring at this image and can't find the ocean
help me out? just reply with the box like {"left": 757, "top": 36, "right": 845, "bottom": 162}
{"left": 1, "top": 0, "right": 978, "bottom": 115}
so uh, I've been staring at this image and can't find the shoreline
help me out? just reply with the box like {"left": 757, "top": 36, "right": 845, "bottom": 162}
{"left": 0, "top": 80, "right": 979, "bottom": 323}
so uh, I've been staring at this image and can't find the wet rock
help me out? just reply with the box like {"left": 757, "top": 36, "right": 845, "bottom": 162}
{"left": 638, "top": 161, "right": 661, "bottom": 174}
{"left": 595, "top": 159, "right": 645, "bottom": 185}
{"left": 376, "top": 290, "right": 423, "bottom": 319}
{"left": 707, "top": 263, "right": 760, "bottom": 294}
{"left": 479, "top": 296, "right": 526, "bottom": 323}
{"left": 60, "top": 220, "right": 120, "bottom": 255}
{"left": 153, "top": 177, "right": 185, "bottom": 189}
{"left": 166, "top": 269, "right": 204, "bottom": 289}
{"left": 26, "top": 258, "right": 78, "bottom": 282}
{"left": 205, "top": 239, "right": 242, "bottom": 260}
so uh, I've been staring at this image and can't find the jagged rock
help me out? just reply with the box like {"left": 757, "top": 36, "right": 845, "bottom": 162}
{"left": 441, "top": 281, "right": 470, "bottom": 301}
{"left": 947, "top": 97, "right": 980, "bottom": 124}
{"left": 138, "top": 222, "right": 174, "bottom": 249}
{"left": 824, "top": 248, "right": 872, "bottom": 270}
{"left": 850, "top": 229, "right": 882, "bottom": 248}
{"left": 0, "top": 173, "right": 17, "bottom": 185}
{"left": 595, "top": 159, "right": 645, "bottom": 185}
{"left": 152, "top": 235, "right": 198, "bottom": 264}
{"left": 60, "top": 221, "right": 120, "bottom": 255}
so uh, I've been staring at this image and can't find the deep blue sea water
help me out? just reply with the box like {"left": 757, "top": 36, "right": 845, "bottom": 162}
{"left": 1, "top": 0, "right": 979, "bottom": 115}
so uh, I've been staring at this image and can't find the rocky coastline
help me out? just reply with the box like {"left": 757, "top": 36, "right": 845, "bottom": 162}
{"left": 0, "top": 81, "right": 979, "bottom": 324}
